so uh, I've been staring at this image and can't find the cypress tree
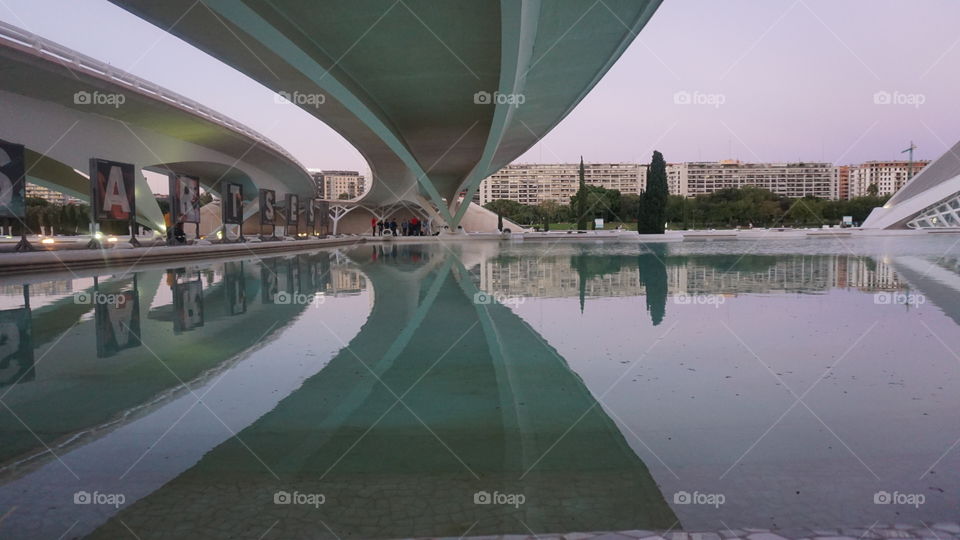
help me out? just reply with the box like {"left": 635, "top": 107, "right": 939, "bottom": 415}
{"left": 575, "top": 156, "right": 588, "bottom": 230}
{"left": 638, "top": 150, "right": 668, "bottom": 234}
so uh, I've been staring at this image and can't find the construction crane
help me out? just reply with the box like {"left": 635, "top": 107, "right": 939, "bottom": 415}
{"left": 902, "top": 141, "right": 918, "bottom": 181}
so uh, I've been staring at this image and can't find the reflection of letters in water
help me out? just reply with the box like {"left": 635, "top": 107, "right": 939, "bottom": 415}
{"left": 174, "top": 281, "right": 204, "bottom": 331}
{"left": 0, "top": 308, "right": 34, "bottom": 385}
{"left": 95, "top": 289, "right": 141, "bottom": 358}
{"left": 107, "top": 295, "right": 136, "bottom": 347}
{"left": 0, "top": 321, "right": 19, "bottom": 361}
{"left": 261, "top": 266, "right": 278, "bottom": 303}
{"left": 224, "top": 261, "right": 246, "bottom": 315}
{"left": 230, "top": 283, "right": 244, "bottom": 313}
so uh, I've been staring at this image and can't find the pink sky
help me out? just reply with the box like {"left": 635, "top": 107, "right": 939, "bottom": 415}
{"left": 2, "top": 0, "right": 959, "bottom": 193}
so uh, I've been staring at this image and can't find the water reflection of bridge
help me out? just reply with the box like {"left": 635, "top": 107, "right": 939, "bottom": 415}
{"left": 0, "top": 254, "right": 371, "bottom": 467}
{"left": 5, "top": 243, "right": 959, "bottom": 539}
{"left": 0, "top": 244, "right": 677, "bottom": 539}
{"left": 83, "top": 244, "right": 677, "bottom": 539}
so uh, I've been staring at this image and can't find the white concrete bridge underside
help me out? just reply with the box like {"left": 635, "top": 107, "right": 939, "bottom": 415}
{"left": 0, "top": 21, "right": 314, "bottom": 232}
{"left": 111, "top": 0, "right": 663, "bottom": 228}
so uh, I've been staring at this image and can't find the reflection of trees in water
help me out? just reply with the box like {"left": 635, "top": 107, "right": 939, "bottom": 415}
{"left": 570, "top": 253, "right": 631, "bottom": 313}
{"left": 639, "top": 246, "right": 668, "bottom": 326}
{"left": 496, "top": 248, "right": 912, "bottom": 327}
{"left": 570, "top": 247, "right": 668, "bottom": 325}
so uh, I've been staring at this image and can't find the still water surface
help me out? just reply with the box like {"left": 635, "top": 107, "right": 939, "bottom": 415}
{"left": 0, "top": 237, "right": 958, "bottom": 538}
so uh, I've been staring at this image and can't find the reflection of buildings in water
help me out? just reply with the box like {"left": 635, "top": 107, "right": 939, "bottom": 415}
{"left": 479, "top": 257, "right": 642, "bottom": 298}
{"left": 326, "top": 267, "right": 367, "bottom": 296}
{"left": 673, "top": 256, "right": 837, "bottom": 295}
{"left": 0, "top": 280, "right": 73, "bottom": 296}
{"left": 838, "top": 255, "right": 905, "bottom": 291}
{"left": 481, "top": 254, "right": 908, "bottom": 299}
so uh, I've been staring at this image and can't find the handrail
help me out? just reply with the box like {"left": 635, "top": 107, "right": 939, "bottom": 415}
{"left": 0, "top": 20, "right": 307, "bottom": 173}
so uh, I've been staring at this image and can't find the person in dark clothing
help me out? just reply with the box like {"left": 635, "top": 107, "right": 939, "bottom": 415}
{"left": 389, "top": 220, "right": 398, "bottom": 235}
{"left": 377, "top": 220, "right": 384, "bottom": 236}
{"left": 172, "top": 223, "right": 187, "bottom": 244}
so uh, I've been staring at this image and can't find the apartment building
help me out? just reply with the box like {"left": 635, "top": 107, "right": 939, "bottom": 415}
{"left": 478, "top": 158, "right": 928, "bottom": 205}
{"left": 847, "top": 161, "right": 929, "bottom": 198}
{"left": 310, "top": 170, "right": 367, "bottom": 200}
{"left": 478, "top": 162, "right": 646, "bottom": 205}
{"left": 25, "top": 183, "right": 81, "bottom": 205}
{"left": 667, "top": 160, "right": 837, "bottom": 199}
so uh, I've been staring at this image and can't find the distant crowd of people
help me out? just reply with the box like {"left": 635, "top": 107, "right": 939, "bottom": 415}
{"left": 371, "top": 217, "right": 430, "bottom": 236}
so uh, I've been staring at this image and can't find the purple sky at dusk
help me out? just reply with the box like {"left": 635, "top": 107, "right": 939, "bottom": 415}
{"left": 1, "top": 0, "right": 958, "bottom": 187}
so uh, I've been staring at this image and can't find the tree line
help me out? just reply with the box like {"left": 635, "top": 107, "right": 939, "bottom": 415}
{"left": 485, "top": 183, "right": 890, "bottom": 230}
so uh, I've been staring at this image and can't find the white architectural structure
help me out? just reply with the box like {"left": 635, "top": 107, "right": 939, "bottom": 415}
{"left": 112, "top": 0, "right": 663, "bottom": 228}
{"left": 0, "top": 21, "right": 314, "bottom": 232}
{"left": 863, "top": 140, "right": 960, "bottom": 229}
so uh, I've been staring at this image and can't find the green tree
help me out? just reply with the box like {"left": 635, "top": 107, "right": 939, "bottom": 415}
{"left": 538, "top": 200, "right": 560, "bottom": 231}
{"left": 638, "top": 150, "right": 668, "bottom": 234}
{"left": 867, "top": 183, "right": 879, "bottom": 197}
{"left": 572, "top": 157, "right": 588, "bottom": 230}
{"left": 620, "top": 194, "right": 641, "bottom": 223}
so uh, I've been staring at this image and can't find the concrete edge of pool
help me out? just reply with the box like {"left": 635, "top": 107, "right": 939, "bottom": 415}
{"left": 0, "top": 236, "right": 368, "bottom": 278}
{"left": 399, "top": 522, "right": 960, "bottom": 540}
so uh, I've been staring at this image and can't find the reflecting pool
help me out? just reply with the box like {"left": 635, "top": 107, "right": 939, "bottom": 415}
{"left": 0, "top": 237, "right": 959, "bottom": 538}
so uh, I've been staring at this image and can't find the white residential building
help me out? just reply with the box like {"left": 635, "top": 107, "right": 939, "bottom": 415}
{"left": 310, "top": 169, "right": 367, "bottom": 200}
{"left": 847, "top": 161, "right": 928, "bottom": 198}
{"left": 478, "top": 162, "right": 646, "bottom": 205}
{"left": 668, "top": 160, "right": 837, "bottom": 199}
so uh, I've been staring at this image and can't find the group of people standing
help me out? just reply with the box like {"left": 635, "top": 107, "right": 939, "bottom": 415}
{"left": 372, "top": 216, "right": 427, "bottom": 236}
